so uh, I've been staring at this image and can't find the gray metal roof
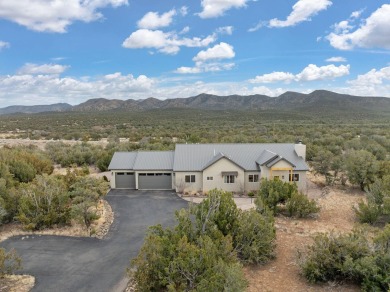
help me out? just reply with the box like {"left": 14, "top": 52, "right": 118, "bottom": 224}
{"left": 108, "top": 151, "right": 174, "bottom": 171}
{"left": 173, "top": 143, "right": 309, "bottom": 171}
{"left": 108, "top": 152, "right": 137, "bottom": 170}
{"left": 109, "top": 143, "right": 309, "bottom": 172}
{"left": 133, "top": 151, "right": 174, "bottom": 170}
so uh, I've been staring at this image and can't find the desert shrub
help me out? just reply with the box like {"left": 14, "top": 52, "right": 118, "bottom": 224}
{"left": 354, "top": 176, "right": 390, "bottom": 225}
{"left": 233, "top": 209, "right": 275, "bottom": 264}
{"left": 299, "top": 230, "right": 371, "bottom": 283}
{"left": 286, "top": 192, "right": 320, "bottom": 218}
{"left": 0, "top": 248, "right": 22, "bottom": 278}
{"left": 130, "top": 189, "right": 276, "bottom": 290}
{"left": 130, "top": 226, "right": 247, "bottom": 291}
{"left": 354, "top": 201, "right": 381, "bottom": 224}
{"left": 8, "top": 160, "right": 36, "bottom": 183}
{"left": 256, "top": 178, "right": 297, "bottom": 213}
{"left": 17, "top": 175, "right": 71, "bottom": 230}
{"left": 96, "top": 152, "right": 112, "bottom": 172}
{"left": 299, "top": 227, "right": 390, "bottom": 291}
{"left": 256, "top": 179, "right": 319, "bottom": 217}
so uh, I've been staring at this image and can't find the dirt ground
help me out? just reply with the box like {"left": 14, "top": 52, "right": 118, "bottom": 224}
{"left": 245, "top": 173, "right": 364, "bottom": 292}
{"left": 0, "top": 275, "right": 35, "bottom": 292}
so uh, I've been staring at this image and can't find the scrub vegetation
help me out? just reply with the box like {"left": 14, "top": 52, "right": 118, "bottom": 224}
{"left": 0, "top": 107, "right": 389, "bottom": 289}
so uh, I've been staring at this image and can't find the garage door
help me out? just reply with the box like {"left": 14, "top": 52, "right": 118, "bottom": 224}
{"left": 115, "top": 172, "right": 135, "bottom": 189}
{"left": 138, "top": 173, "right": 172, "bottom": 190}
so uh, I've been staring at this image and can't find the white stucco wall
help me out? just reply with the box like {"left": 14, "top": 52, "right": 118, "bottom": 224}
{"left": 175, "top": 172, "right": 203, "bottom": 194}
{"left": 202, "top": 158, "right": 245, "bottom": 193}
{"left": 110, "top": 171, "right": 116, "bottom": 188}
{"left": 244, "top": 172, "right": 261, "bottom": 192}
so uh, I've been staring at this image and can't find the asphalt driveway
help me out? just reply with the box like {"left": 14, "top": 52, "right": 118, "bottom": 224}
{"left": 0, "top": 190, "right": 188, "bottom": 292}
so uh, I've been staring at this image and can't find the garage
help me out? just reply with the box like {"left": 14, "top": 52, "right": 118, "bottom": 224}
{"left": 138, "top": 173, "right": 172, "bottom": 190}
{"left": 115, "top": 172, "right": 136, "bottom": 189}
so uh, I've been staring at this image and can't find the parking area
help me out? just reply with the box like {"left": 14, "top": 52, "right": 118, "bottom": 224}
{"left": 1, "top": 190, "right": 188, "bottom": 292}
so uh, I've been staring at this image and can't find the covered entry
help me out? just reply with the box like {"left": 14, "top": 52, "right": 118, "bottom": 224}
{"left": 115, "top": 172, "right": 135, "bottom": 189}
{"left": 138, "top": 173, "right": 172, "bottom": 190}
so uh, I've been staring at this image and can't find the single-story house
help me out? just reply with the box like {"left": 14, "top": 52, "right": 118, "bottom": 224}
{"left": 108, "top": 142, "right": 309, "bottom": 193}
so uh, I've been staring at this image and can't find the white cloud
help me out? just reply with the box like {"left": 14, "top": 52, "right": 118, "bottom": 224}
{"left": 176, "top": 43, "right": 235, "bottom": 74}
{"left": 348, "top": 66, "right": 390, "bottom": 86}
{"left": 269, "top": 0, "right": 332, "bottom": 28}
{"left": 327, "top": 4, "right": 390, "bottom": 50}
{"left": 325, "top": 56, "right": 347, "bottom": 62}
{"left": 193, "top": 42, "right": 235, "bottom": 62}
{"left": 296, "top": 64, "right": 350, "bottom": 81}
{"left": 18, "top": 63, "right": 70, "bottom": 75}
{"left": 0, "top": 41, "right": 10, "bottom": 51}
{"left": 342, "top": 66, "right": 390, "bottom": 97}
{"left": 248, "top": 21, "right": 266, "bottom": 32}
{"left": 179, "top": 6, "right": 188, "bottom": 16}
{"left": 0, "top": 0, "right": 128, "bottom": 33}
{"left": 137, "top": 9, "right": 176, "bottom": 29}
{"left": 122, "top": 29, "right": 216, "bottom": 55}
{"left": 249, "top": 72, "right": 295, "bottom": 83}
{"left": 198, "top": 0, "right": 248, "bottom": 18}
{"left": 0, "top": 72, "right": 154, "bottom": 106}
{"left": 250, "top": 64, "right": 350, "bottom": 83}
{"left": 216, "top": 26, "right": 234, "bottom": 35}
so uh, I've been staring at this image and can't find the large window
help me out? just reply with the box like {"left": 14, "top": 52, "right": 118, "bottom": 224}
{"left": 249, "top": 174, "right": 259, "bottom": 182}
{"left": 289, "top": 173, "right": 300, "bottom": 182}
{"left": 185, "top": 175, "right": 196, "bottom": 183}
{"left": 224, "top": 175, "right": 235, "bottom": 184}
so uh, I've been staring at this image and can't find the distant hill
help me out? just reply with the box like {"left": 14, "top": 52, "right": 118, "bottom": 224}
{"left": 0, "top": 103, "right": 72, "bottom": 115}
{"left": 1, "top": 90, "right": 390, "bottom": 115}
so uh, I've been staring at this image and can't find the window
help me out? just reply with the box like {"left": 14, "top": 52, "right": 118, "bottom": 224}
{"left": 117, "top": 172, "right": 124, "bottom": 175}
{"left": 207, "top": 176, "right": 213, "bottom": 181}
{"left": 185, "top": 175, "right": 196, "bottom": 183}
{"left": 289, "top": 173, "right": 300, "bottom": 182}
{"left": 224, "top": 175, "right": 235, "bottom": 184}
{"left": 249, "top": 174, "right": 259, "bottom": 182}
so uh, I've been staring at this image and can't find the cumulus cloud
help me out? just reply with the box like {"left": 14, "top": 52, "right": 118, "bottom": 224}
{"left": 269, "top": 0, "right": 332, "bottom": 28}
{"left": 0, "top": 0, "right": 128, "bottom": 33}
{"left": 250, "top": 64, "right": 350, "bottom": 83}
{"left": 0, "top": 72, "right": 154, "bottom": 106}
{"left": 249, "top": 72, "right": 295, "bottom": 83}
{"left": 0, "top": 41, "right": 10, "bottom": 51}
{"left": 18, "top": 63, "right": 69, "bottom": 75}
{"left": 122, "top": 29, "right": 216, "bottom": 55}
{"left": 193, "top": 42, "right": 235, "bottom": 62}
{"left": 176, "top": 43, "right": 235, "bottom": 74}
{"left": 198, "top": 0, "right": 248, "bottom": 18}
{"left": 137, "top": 9, "right": 180, "bottom": 29}
{"left": 248, "top": 21, "right": 267, "bottom": 32}
{"left": 327, "top": 4, "right": 390, "bottom": 50}
{"left": 325, "top": 56, "right": 347, "bottom": 62}
{"left": 216, "top": 26, "right": 234, "bottom": 35}
{"left": 348, "top": 66, "right": 390, "bottom": 86}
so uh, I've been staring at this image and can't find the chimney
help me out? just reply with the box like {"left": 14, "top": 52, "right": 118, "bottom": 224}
{"left": 294, "top": 140, "right": 306, "bottom": 160}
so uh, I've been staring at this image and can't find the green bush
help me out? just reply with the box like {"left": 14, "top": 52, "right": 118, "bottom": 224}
{"left": 286, "top": 192, "right": 320, "bottom": 218}
{"left": 256, "top": 179, "right": 319, "bottom": 218}
{"left": 130, "top": 189, "right": 276, "bottom": 290}
{"left": 9, "top": 160, "right": 36, "bottom": 183}
{"left": 354, "top": 200, "right": 381, "bottom": 224}
{"left": 17, "top": 175, "right": 71, "bottom": 230}
{"left": 0, "top": 248, "right": 22, "bottom": 278}
{"left": 299, "top": 227, "right": 390, "bottom": 291}
{"left": 233, "top": 209, "right": 275, "bottom": 264}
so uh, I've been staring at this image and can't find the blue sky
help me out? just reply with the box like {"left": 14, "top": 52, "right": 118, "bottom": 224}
{"left": 0, "top": 0, "right": 389, "bottom": 107}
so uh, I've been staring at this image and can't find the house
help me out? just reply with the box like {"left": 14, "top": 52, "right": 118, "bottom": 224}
{"left": 108, "top": 142, "right": 309, "bottom": 193}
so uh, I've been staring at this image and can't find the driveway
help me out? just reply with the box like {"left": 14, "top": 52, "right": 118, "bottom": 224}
{"left": 0, "top": 190, "right": 188, "bottom": 292}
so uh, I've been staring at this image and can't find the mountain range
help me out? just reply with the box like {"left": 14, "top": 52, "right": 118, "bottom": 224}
{"left": 1, "top": 90, "right": 389, "bottom": 116}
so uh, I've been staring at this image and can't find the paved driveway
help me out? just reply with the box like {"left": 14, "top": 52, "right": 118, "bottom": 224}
{"left": 1, "top": 190, "right": 188, "bottom": 292}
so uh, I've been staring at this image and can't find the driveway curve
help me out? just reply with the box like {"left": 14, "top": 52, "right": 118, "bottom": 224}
{"left": 1, "top": 190, "right": 188, "bottom": 292}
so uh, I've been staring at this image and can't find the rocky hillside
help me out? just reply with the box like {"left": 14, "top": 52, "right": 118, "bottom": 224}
{"left": 1, "top": 90, "right": 390, "bottom": 115}
{"left": 0, "top": 103, "right": 72, "bottom": 115}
